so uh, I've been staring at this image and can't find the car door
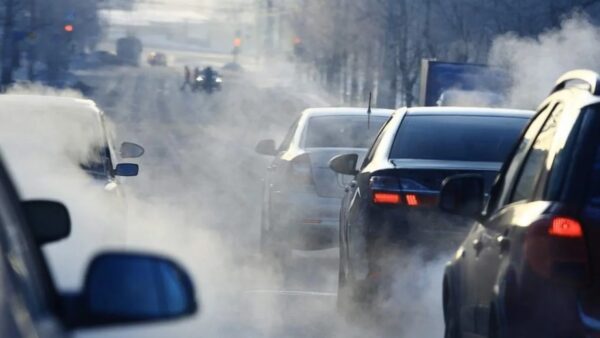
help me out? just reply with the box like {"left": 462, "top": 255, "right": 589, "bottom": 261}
{"left": 473, "top": 102, "right": 568, "bottom": 335}
{"left": 456, "top": 102, "right": 555, "bottom": 335}
{"left": 343, "top": 119, "right": 393, "bottom": 280}
{"left": 263, "top": 118, "right": 299, "bottom": 232}
{"left": 0, "top": 161, "right": 64, "bottom": 338}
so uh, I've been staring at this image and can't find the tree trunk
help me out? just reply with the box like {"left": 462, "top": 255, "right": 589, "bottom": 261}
{"left": 1, "top": 0, "right": 15, "bottom": 88}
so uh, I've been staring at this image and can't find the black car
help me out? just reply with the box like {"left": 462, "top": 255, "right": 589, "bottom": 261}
{"left": 0, "top": 155, "right": 197, "bottom": 337}
{"left": 440, "top": 70, "right": 600, "bottom": 338}
{"left": 330, "top": 107, "right": 533, "bottom": 309}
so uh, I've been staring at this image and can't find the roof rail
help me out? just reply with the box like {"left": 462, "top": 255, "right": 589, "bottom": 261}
{"left": 552, "top": 69, "right": 600, "bottom": 95}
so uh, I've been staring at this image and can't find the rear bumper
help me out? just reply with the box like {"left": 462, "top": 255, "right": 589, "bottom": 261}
{"left": 364, "top": 206, "right": 470, "bottom": 250}
{"left": 269, "top": 191, "right": 340, "bottom": 250}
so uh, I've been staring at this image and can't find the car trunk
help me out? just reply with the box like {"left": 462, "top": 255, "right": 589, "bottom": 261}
{"left": 387, "top": 159, "right": 502, "bottom": 193}
{"left": 307, "top": 148, "right": 369, "bottom": 198}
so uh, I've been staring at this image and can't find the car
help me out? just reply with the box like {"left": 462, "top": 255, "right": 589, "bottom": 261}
{"left": 255, "top": 107, "right": 394, "bottom": 260}
{"left": 0, "top": 94, "right": 144, "bottom": 199}
{"left": 147, "top": 52, "right": 167, "bottom": 66}
{"left": 331, "top": 107, "right": 533, "bottom": 309}
{"left": 0, "top": 153, "right": 197, "bottom": 337}
{"left": 439, "top": 70, "right": 600, "bottom": 338}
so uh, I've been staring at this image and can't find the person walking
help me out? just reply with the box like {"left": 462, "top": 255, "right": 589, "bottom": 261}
{"left": 181, "top": 65, "right": 191, "bottom": 91}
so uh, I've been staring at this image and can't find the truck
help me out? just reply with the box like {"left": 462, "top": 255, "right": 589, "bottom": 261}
{"left": 116, "top": 36, "right": 143, "bottom": 66}
{"left": 419, "top": 59, "right": 511, "bottom": 107}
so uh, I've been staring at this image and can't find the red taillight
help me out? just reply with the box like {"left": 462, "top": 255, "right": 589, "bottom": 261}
{"left": 525, "top": 216, "right": 589, "bottom": 285}
{"left": 549, "top": 217, "right": 583, "bottom": 238}
{"left": 289, "top": 154, "right": 313, "bottom": 186}
{"left": 373, "top": 192, "right": 401, "bottom": 204}
{"left": 406, "top": 194, "right": 419, "bottom": 206}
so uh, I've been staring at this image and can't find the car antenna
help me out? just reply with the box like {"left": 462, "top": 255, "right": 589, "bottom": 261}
{"left": 367, "top": 92, "right": 372, "bottom": 129}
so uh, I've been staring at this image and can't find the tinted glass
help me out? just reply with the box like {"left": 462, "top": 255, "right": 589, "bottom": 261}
{"left": 304, "top": 116, "right": 388, "bottom": 148}
{"left": 80, "top": 145, "right": 112, "bottom": 179}
{"left": 511, "top": 105, "right": 563, "bottom": 202}
{"left": 390, "top": 115, "right": 527, "bottom": 162}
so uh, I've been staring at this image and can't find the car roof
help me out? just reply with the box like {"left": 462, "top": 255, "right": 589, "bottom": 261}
{"left": 403, "top": 106, "right": 534, "bottom": 118}
{"left": 0, "top": 94, "right": 101, "bottom": 117}
{"left": 302, "top": 107, "right": 394, "bottom": 117}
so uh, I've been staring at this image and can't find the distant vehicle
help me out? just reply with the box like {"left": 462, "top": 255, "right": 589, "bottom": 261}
{"left": 91, "top": 50, "right": 121, "bottom": 66}
{"left": 255, "top": 108, "right": 394, "bottom": 260}
{"left": 332, "top": 107, "right": 533, "bottom": 311}
{"left": 193, "top": 67, "right": 222, "bottom": 94}
{"left": 116, "top": 36, "right": 143, "bottom": 66}
{"left": 440, "top": 70, "right": 600, "bottom": 338}
{"left": 147, "top": 52, "right": 167, "bottom": 66}
{"left": 419, "top": 59, "right": 511, "bottom": 107}
{"left": 0, "top": 154, "right": 197, "bottom": 337}
{"left": 0, "top": 95, "right": 144, "bottom": 203}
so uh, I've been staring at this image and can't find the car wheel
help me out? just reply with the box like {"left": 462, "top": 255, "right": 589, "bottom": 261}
{"left": 488, "top": 306, "right": 502, "bottom": 338}
{"left": 444, "top": 284, "right": 461, "bottom": 338}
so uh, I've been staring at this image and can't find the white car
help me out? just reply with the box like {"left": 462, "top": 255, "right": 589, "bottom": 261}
{"left": 0, "top": 94, "right": 144, "bottom": 288}
{"left": 255, "top": 107, "right": 394, "bottom": 259}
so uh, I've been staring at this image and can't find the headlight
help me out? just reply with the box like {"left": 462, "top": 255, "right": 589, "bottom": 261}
{"left": 196, "top": 76, "right": 204, "bottom": 81}
{"left": 216, "top": 77, "right": 223, "bottom": 83}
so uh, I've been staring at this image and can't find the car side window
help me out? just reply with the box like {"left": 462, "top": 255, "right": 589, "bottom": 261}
{"left": 278, "top": 118, "right": 299, "bottom": 152}
{"left": 361, "top": 117, "right": 392, "bottom": 169}
{"left": 487, "top": 104, "right": 553, "bottom": 213}
{"left": 510, "top": 104, "right": 564, "bottom": 203}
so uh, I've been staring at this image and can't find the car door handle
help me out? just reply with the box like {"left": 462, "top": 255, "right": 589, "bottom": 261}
{"left": 497, "top": 236, "right": 510, "bottom": 253}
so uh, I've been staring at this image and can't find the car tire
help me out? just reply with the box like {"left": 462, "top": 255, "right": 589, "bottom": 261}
{"left": 488, "top": 306, "right": 502, "bottom": 338}
{"left": 337, "top": 252, "right": 354, "bottom": 313}
{"left": 444, "top": 285, "right": 462, "bottom": 338}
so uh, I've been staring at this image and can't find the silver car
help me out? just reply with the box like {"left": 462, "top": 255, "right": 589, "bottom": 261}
{"left": 256, "top": 107, "right": 393, "bottom": 259}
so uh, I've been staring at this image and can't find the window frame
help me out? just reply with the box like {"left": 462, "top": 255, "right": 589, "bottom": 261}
{"left": 361, "top": 116, "right": 393, "bottom": 170}
{"left": 509, "top": 103, "right": 564, "bottom": 204}
{"left": 487, "top": 103, "right": 554, "bottom": 214}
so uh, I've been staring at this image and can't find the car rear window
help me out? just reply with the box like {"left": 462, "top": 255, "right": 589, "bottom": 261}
{"left": 304, "top": 115, "right": 388, "bottom": 148}
{"left": 390, "top": 115, "right": 528, "bottom": 162}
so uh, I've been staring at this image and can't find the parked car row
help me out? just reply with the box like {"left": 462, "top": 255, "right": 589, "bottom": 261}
{"left": 0, "top": 94, "right": 199, "bottom": 337}
{"left": 256, "top": 69, "right": 600, "bottom": 337}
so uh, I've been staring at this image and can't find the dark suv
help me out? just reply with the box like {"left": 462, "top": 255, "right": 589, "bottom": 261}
{"left": 440, "top": 70, "right": 600, "bottom": 338}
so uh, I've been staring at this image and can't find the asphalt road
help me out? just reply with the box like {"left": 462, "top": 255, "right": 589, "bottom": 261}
{"left": 72, "top": 60, "right": 447, "bottom": 338}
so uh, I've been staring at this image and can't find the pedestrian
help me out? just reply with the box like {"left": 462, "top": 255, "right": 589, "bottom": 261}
{"left": 181, "top": 65, "right": 191, "bottom": 91}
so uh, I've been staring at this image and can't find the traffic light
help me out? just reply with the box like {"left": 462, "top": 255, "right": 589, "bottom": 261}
{"left": 64, "top": 24, "right": 74, "bottom": 33}
{"left": 233, "top": 37, "right": 242, "bottom": 48}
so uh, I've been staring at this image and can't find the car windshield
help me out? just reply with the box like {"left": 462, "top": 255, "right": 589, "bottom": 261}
{"left": 304, "top": 115, "right": 388, "bottom": 148}
{"left": 390, "top": 115, "right": 527, "bottom": 162}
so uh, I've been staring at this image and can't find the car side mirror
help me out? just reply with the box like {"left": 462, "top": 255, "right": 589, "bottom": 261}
{"left": 255, "top": 139, "right": 277, "bottom": 156}
{"left": 65, "top": 252, "right": 198, "bottom": 328}
{"left": 120, "top": 142, "right": 145, "bottom": 159}
{"left": 114, "top": 163, "right": 139, "bottom": 177}
{"left": 439, "top": 174, "right": 485, "bottom": 219}
{"left": 329, "top": 153, "right": 359, "bottom": 176}
{"left": 22, "top": 200, "right": 71, "bottom": 245}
